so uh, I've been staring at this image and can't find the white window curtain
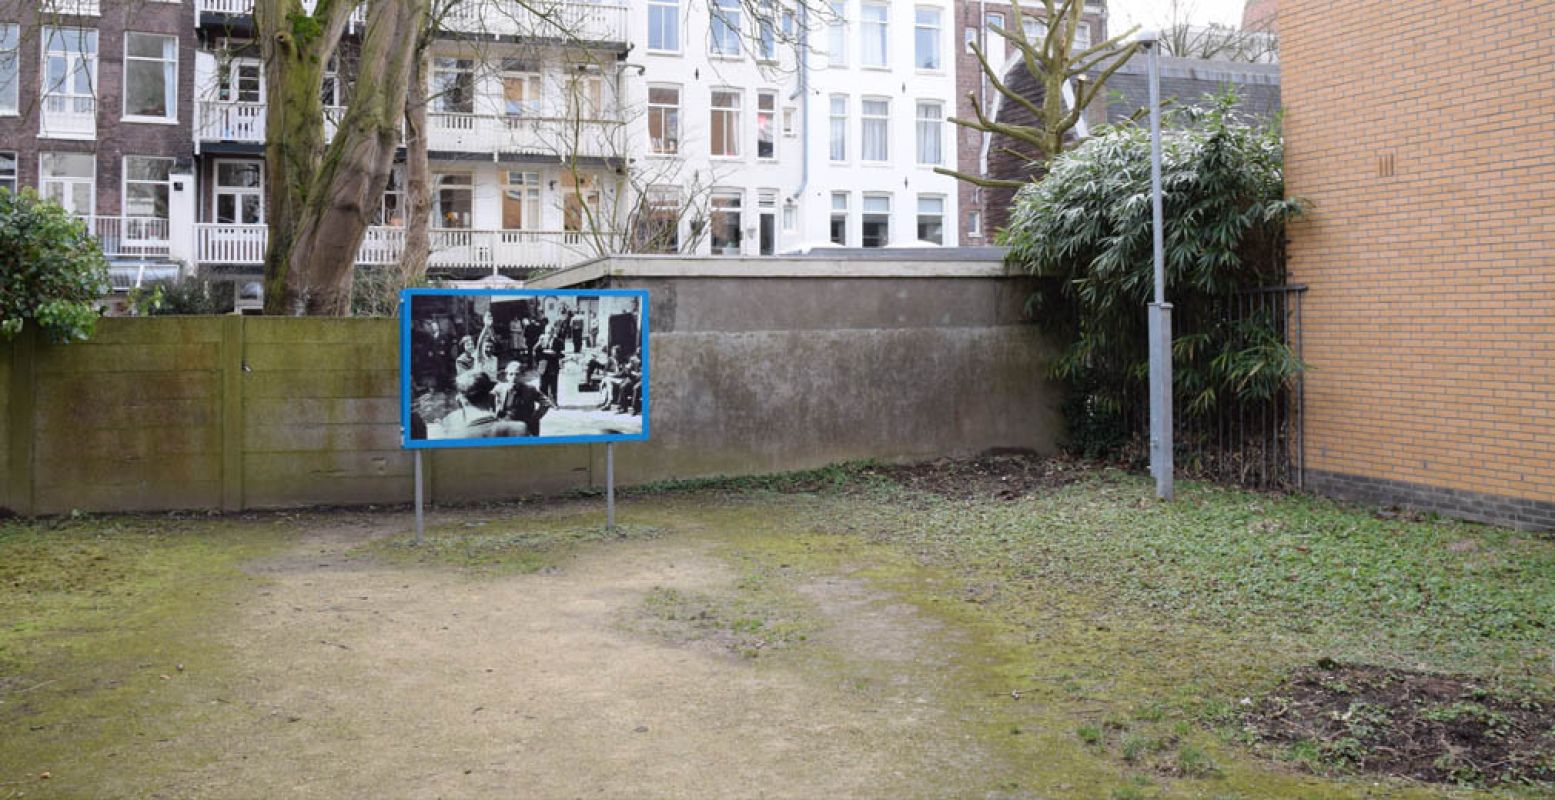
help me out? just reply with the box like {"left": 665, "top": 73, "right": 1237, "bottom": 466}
{"left": 861, "top": 98, "right": 888, "bottom": 162}
{"left": 915, "top": 101, "right": 942, "bottom": 165}
{"left": 914, "top": 8, "right": 941, "bottom": 70}
{"left": 829, "top": 95, "right": 847, "bottom": 161}
{"left": 860, "top": 3, "right": 887, "bottom": 67}
{"left": 828, "top": 1, "right": 847, "bottom": 66}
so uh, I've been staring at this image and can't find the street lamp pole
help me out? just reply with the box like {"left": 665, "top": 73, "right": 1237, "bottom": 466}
{"left": 1139, "top": 30, "right": 1174, "bottom": 501}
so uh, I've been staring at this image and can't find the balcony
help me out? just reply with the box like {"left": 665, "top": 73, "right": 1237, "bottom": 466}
{"left": 440, "top": 0, "right": 629, "bottom": 45}
{"left": 196, "top": 0, "right": 366, "bottom": 28}
{"left": 92, "top": 216, "right": 172, "bottom": 259}
{"left": 40, "top": 95, "right": 95, "bottom": 140}
{"left": 38, "top": 0, "right": 99, "bottom": 16}
{"left": 198, "top": 101, "right": 623, "bottom": 160}
{"left": 195, "top": 224, "right": 619, "bottom": 274}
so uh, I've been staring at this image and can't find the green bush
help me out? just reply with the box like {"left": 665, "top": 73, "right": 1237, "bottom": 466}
{"left": 1002, "top": 93, "right": 1304, "bottom": 457}
{"left": 0, "top": 188, "right": 110, "bottom": 342}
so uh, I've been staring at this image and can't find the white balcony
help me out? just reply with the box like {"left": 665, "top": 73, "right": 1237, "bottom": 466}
{"left": 41, "top": 96, "right": 95, "bottom": 139}
{"left": 195, "top": 223, "right": 618, "bottom": 273}
{"left": 428, "top": 112, "right": 622, "bottom": 158}
{"left": 197, "top": 0, "right": 366, "bottom": 27}
{"left": 196, "top": 100, "right": 266, "bottom": 143}
{"left": 38, "top": 0, "right": 100, "bottom": 16}
{"left": 92, "top": 216, "right": 172, "bottom": 259}
{"left": 441, "top": 0, "right": 629, "bottom": 44}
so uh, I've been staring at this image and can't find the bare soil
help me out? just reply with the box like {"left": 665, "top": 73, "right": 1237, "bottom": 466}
{"left": 867, "top": 452, "right": 1077, "bottom": 502}
{"left": 1245, "top": 661, "right": 1555, "bottom": 786}
{"left": 139, "top": 511, "right": 1005, "bottom": 799}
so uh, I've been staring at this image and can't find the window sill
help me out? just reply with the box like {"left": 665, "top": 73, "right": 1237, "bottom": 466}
{"left": 645, "top": 48, "right": 682, "bottom": 56}
{"left": 915, "top": 68, "right": 946, "bottom": 76}
{"left": 710, "top": 155, "right": 744, "bottom": 161}
{"left": 709, "top": 53, "right": 743, "bottom": 61}
{"left": 860, "top": 64, "right": 890, "bottom": 71}
{"left": 123, "top": 116, "right": 180, "bottom": 125}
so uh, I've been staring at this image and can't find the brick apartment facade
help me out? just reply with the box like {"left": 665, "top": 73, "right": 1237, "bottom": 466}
{"left": 0, "top": 3, "right": 196, "bottom": 216}
{"left": 1282, "top": 0, "right": 1555, "bottom": 529}
{"left": 953, "top": 1, "right": 1106, "bottom": 245}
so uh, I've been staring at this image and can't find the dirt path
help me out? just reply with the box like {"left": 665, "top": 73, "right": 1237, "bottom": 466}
{"left": 151, "top": 511, "right": 1003, "bottom": 799}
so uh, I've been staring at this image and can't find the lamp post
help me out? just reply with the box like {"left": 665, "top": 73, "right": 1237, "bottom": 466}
{"left": 1138, "top": 29, "right": 1174, "bottom": 501}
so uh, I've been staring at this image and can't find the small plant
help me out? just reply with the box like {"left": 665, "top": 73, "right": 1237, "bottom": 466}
{"left": 1175, "top": 743, "right": 1222, "bottom": 778}
{"left": 1076, "top": 724, "right": 1104, "bottom": 746}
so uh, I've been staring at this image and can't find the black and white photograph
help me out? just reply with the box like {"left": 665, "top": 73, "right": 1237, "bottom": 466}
{"left": 403, "top": 290, "right": 646, "bottom": 445}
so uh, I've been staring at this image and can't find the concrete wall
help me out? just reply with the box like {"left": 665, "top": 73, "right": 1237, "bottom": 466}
{"left": 1283, "top": 0, "right": 1555, "bottom": 529}
{"left": 2, "top": 257, "right": 1059, "bottom": 514}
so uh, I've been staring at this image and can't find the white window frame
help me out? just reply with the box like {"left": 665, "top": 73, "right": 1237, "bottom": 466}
{"left": 782, "top": 106, "right": 797, "bottom": 137}
{"left": 860, "top": 97, "right": 889, "bottom": 163}
{"left": 0, "top": 24, "right": 17, "bottom": 115}
{"left": 861, "top": 192, "right": 891, "bottom": 248}
{"left": 709, "top": 189, "right": 743, "bottom": 254}
{"left": 500, "top": 65, "right": 543, "bottom": 116}
{"left": 647, "top": 84, "right": 680, "bottom": 155}
{"left": 859, "top": 2, "right": 888, "bottom": 68}
{"left": 216, "top": 57, "right": 263, "bottom": 104}
{"left": 435, "top": 172, "right": 474, "bottom": 229}
{"left": 915, "top": 100, "right": 943, "bottom": 166}
{"left": 643, "top": 185, "right": 681, "bottom": 253}
{"left": 710, "top": 88, "right": 741, "bottom": 158}
{"left": 41, "top": 27, "right": 98, "bottom": 123}
{"left": 828, "top": 94, "right": 847, "bottom": 162}
{"left": 914, "top": 7, "right": 942, "bottom": 71}
{"left": 213, "top": 159, "right": 264, "bottom": 224}
{"left": 647, "top": 0, "right": 680, "bottom": 53}
{"left": 829, "top": 191, "right": 849, "bottom": 246}
{"left": 967, "top": 209, "right": 982, "bottom": 237}
{"left": 711, "top": 0, "right": 742, "bottom": 57}
{"left": 501, "top": 171, "right": 542, "bottom": 231}
{"left": 0, "top": 151, "right": 15, "bottom": 192}
{"left": 431, "top": 57, "right": 474, "bottom": 114}
{"left": 123, "top": 155, "right": 174, "bottom": 219}
{"left": 123, "top": 32, "right": 177, "bottom": 123}
{"left": 916, "top": 194, "right": 944, "bottom": 245}
{"left": 827, "top": 0, "right": 847, "bottom": 67}
{"left": 757, "top": 0, "right": 778, "bottom": 62}
{"left": 756, "top": 90, "right": 776, "bottom": 160}
{"left": 40, "top": 152, "right": 95, "bottom": 216}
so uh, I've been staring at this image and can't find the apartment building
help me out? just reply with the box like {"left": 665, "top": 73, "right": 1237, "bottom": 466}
{"left": 0, "top": 0, "right": 197, "bottom": 288}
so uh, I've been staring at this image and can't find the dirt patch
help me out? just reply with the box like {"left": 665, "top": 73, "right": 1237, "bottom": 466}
{"left": 1245, "top": 661, "right": 1555, "bottom": 786}
{"left": 871, "top": 453, "right": 1077, "bottom": 501}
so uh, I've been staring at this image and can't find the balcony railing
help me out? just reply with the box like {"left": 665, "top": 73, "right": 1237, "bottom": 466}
{"left": 199, "top": 101, "right": 622, "bottom": 159}
{"left": 41, "top": 95, "right": 96, "bottom": 139}
{"left": 197, "top": 0, "right": 366, "bottom": 27}
{"left": 440, "top": 0, "right": 629, "bottom": 43}
{"left": 195, "top": 223, "right": 619, "bottom": 273}
{"left": 427, "top": 112, "right": 623, "bottom": 158}
{"left": 38, "top": 0, "right": 100, "bottom": 16}
{"left": 92, "top": 216, "right": 172, "bottom": 259}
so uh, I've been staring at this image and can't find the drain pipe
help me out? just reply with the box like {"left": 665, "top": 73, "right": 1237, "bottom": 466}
{"left": 790, "top": 4, "right": 810, "bottom": 218}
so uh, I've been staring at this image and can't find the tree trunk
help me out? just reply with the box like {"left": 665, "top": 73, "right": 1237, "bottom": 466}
{"left": 401, "top": 51, "right": 432, "bottom": 287}
{"left": 258, "top": 0, "right": 427, "bottom": 315}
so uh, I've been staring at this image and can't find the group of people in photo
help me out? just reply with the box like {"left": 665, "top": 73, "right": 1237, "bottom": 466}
{"left": 408, "top": 293, "right": 644, "bottom": 441}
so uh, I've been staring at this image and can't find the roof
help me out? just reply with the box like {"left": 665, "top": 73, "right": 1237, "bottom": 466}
{"left": 1098, "top": 54, "right": 1282, "bottom": 123}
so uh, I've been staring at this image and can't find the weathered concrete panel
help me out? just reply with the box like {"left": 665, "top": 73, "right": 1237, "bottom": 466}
{"left": 245, "top": 341, "right": 399, "bottom": 372}
{"left": 245, "top": 423, "right": 403, "bottom": 453}
{"left": 32, "top": 343, "right": 221, "bottom": 374}
{"left": 245, "top": 397, "right": 401, "bottom": 427}
{"left": 243, "top": 369, "right": 399, "bottom": 400}
{"left": 428, "top": 445, "right": 595, "bottom": 502}
{"left": 243, "top": 317, "right": 395, "bottom": 344}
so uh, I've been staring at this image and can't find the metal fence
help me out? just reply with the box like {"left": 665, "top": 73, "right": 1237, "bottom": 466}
{"left": 1175, "top": 285, "right": 1307, "bottom": 490}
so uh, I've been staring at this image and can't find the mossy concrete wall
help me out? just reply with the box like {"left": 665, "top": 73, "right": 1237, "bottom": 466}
{"left": 2, "top": 263, "right": 1059, "bottom": 514}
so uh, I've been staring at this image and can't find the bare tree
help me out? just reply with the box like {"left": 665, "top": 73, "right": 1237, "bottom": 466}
{"left": 1158, "top": 0, "right": 1277, "bottom": 63}
{"left": 936, "top": 0, "right": 1139, "bottom": 190}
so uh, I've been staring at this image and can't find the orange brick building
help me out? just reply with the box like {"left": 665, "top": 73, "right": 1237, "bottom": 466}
{"left": 1282, "top": 1, "right": 1555, "bottom": 528}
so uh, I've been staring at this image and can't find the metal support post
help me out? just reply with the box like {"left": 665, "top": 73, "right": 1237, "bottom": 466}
{"left": 414, "top": 449, "right": 425, "bottom": 545}
{"left": 1144, "top": 32, "right": 1174, "bottom": 501}
{"left": 605, "top": 443, "right": 616, "bottom": 532}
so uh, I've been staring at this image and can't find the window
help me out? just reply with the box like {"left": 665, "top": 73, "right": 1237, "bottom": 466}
{"left": 562, "top": 175, "right": 600, "bottom": 232}
{"left": 861, "top": 97, "right": 888, "bottom": 162}
{"left": 914, "top": 8, "right": 941, "bottom": 70}
{"left": 829, "top": 191, "right": 848, "bottom": 246}
{"left": 124, "top": 33, "right": 177, "bottom": 121}
{"left": 710, "top": 190, "right": 742, "bottom": 254}
{"left": 1022, "top": 17, "right": 1045, "bottom": 45}
{"left": 124, "top": 156, "right": 173, "bottom": 219}
{"left": 502, "top": 171, "right": 541, "bottom": 230}
{"left": 0, "top": 152, "right": 14, "bottom": 193}
{"left": 1075, "top": 23, "right": 1091, "bottom": 51}
{"left": 827, "top": 1, "right": 847, "bottom": 67}
{"left": 710, "top": 89, "right": 741, "bottom": 158}
{"left": 566, "top": 73, "right": 604, "bottom": 120}
{"left": 984, "top": 13, "right": 1005, "bottom": 64}
{"left": 916, "top": 195, "right": 944, "bottom": 245}
{"left": 378, "top": 168, "right": 404, "bottom": 225}
{"left": 434, "top": 173, "right": 473, "bottom": 228}
{"left": 915, "top": 101, "right": 942, "bottom": 166}
{"left": 711, "top": 0, "right": 741, "bottom": 56}
{"left": 431, "top": 58, "right": 474, "bottom": 113}
{"left": 963, "top": 26, "right": 977, "bottom": 54}
{"left": 860, "top": 2, "right": 887, "bottom": 67}
{"left": 42, "top": 27, "right": 98, "bottom": 117}
{"left": 321, "top": 55, "right": 340, "bottom": 108}
{"left": 647, "top": 0, "right": 679, "bottom": 52}
{"left": 782, "top": 106, "right": 797, "bottom": 137}
{"left": 757, "top": 0, "right": 777, "bottom": 61}
{"left": 501, "top": 63, "right": 542, "bottom": 115}
{"left": 757, "top": 90, "right": 776, "bottom": 159}
{"left": 861, "top": 193, "right": 890, "bottom": 247}
{"left": 782, "top": 200, "right": 796, "bottom": 231}
{"left": 647, "top": 85, "right": 680, "bottom": 154}
{"left": 967, "top": 209, "right": 982, "bottom": 237}
{"left": 40, "top": 153, "right": 94, "bottom": 215}
{"left": 640, "top": 186, "right": 680, "bottom": 253}
{"left": 214, "top": 160, "right": 263, "bottom": 223}
{"left": 757, "top": 189, "right": 777, "bottom": 255}
{"left": 0, "top": 25, "right": 17, "bottom": 114}
{"left": 828, "top": 95, "right": 847, "bottom": 161}
{"left": 217, "top": 59, "right": 262, "bottom": 103}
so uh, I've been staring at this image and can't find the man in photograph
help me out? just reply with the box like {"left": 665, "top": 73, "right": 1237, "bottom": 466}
{"left": 439, "top": 371, "right": 528, "bottom": 439}
{"left": 495, "top": 360, "right": 553, "bottom": 437}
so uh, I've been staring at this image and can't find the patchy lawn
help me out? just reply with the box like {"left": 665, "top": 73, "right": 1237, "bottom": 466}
{"left": 1, "top": 458, "right": 1552, "bottom": 798}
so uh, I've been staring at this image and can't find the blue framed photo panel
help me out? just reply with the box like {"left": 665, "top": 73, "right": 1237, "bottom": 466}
{"left": 400, "top": 288, "right": 650, "bottom": 449}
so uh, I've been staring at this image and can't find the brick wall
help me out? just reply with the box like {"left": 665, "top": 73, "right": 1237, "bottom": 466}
{"left": 1282, "top": 0, "right": 1555, "bottom": 527}
{"left": 0, "top": 3, "right": 197, "bottom": 213}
